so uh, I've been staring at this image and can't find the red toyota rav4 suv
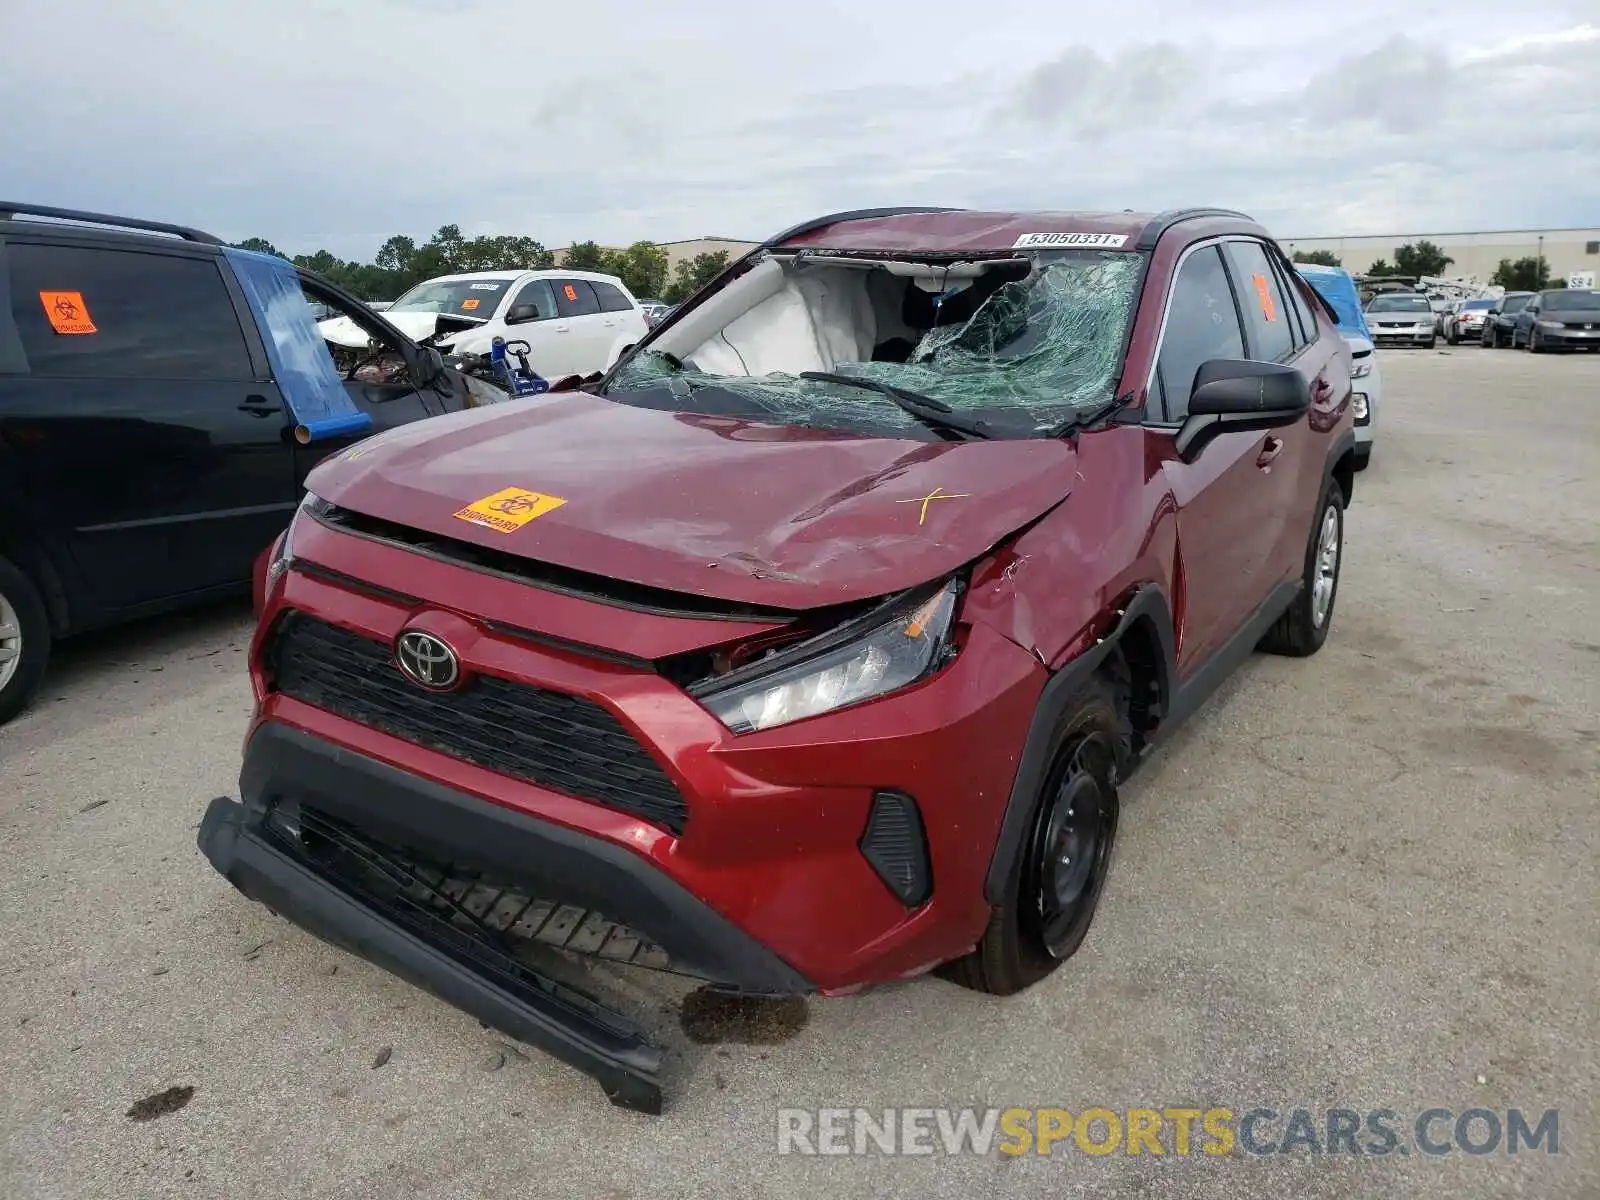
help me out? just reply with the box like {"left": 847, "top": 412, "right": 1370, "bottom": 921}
{"left": 201, "top": 207, "right": 1356, "bottom": 1113}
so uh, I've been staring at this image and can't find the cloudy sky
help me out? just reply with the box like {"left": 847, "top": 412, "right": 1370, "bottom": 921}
{"left": 3, "top": 1, "right": 1596, "bottom": 260}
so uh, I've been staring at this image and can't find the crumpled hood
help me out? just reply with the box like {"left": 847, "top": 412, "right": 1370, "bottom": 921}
{"left": 318, "top": 310, "right": 484, "bottom": 349}
{"left": 306, "top": 394, "right": 1078, "bottom": 610}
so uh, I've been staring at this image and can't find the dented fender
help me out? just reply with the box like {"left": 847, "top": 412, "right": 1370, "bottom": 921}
{"left": 959, "top": 424, "right": 1180, "bottom": 671}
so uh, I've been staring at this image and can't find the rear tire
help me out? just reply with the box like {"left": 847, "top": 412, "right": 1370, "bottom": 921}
{"left": 946, "top": 673, "right": 1129, "bottom": 996}
{"left": 0, "top": 554, "right": 51, "bottom": 726}
{"left": 1259, "top": 478, "right": 1345, "bottom": 658}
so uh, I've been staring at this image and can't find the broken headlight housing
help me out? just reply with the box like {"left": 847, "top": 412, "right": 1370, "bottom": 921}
{"left": 693, "top": 580, "right": 960, "bottom": 734}
{"left": 265, "top": 491, "right": 327, "bottom": 588}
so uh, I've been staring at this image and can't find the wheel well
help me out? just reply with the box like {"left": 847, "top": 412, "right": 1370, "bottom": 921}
{"left": 1110, "top": 616, "right": 1164, "bottom": 756}
{"left": 1331, "top": 448, "right": 1356, "bottom": 507}
{"left": 0, "top": 528, "right": 72, "bottom": 636}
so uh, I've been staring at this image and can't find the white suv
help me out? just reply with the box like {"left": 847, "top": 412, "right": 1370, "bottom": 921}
{"left": 319, "top": 269, "right": 649, "bottom": 380}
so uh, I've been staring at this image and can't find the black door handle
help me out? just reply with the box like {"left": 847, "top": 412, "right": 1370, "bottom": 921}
{"left": 238, "top": 396, "right": 280, "bottom": 416}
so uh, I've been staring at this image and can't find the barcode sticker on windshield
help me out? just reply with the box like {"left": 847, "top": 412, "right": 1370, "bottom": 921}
{"left": 1012, "top": 232, "right": 1129, "bottom": 249}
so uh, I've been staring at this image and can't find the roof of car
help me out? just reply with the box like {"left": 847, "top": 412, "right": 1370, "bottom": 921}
{"left": 422, "top": 268, "right": 631, "bottom": 286}
{"left": 770, "top": 206, "right": 1263, "bottom": 255}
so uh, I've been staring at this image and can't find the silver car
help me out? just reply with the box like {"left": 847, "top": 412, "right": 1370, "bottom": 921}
{"left": 1364, "top": 293, "right": 1437, "bottom": 348}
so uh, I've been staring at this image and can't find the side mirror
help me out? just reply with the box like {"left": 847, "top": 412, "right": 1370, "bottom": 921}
{"left": 505, "top": 303, "right": 541, "bottom": 326}
{"left": 1176, "top": 359, "right": 1311, "bottom": 460}
{"left": 410, "top": 346, "right": 446, "bottom": 388}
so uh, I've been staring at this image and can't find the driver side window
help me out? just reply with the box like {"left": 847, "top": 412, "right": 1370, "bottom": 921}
{"left": 1155, "top": 245, "right": 1247, "bottom": 422}
{"left": 511, "top": 278, "right": 557, "bottom": 321}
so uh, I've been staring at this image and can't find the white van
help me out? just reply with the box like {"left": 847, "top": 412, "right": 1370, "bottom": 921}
{"left": 318, "top": 269, "right": 649, "bottom": 380}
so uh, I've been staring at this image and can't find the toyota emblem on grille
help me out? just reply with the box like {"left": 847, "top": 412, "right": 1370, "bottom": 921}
{"left": 395, "top": 631, "right": 460, "bottom": 690}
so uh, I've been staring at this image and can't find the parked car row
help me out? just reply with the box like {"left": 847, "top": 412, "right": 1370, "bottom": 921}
{"left": 1487, "top": 288, "right": 1600, "bottom": 352}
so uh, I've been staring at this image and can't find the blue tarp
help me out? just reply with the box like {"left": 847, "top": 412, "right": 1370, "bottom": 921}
{"left": 222, "top": 248, "right": 372, "bottom": 442}
{"left": 1295, "top": 263, "right": 1372, "bottom": 342}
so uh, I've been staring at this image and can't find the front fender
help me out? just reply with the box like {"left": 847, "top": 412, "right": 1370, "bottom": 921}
{"left": 979, "top": 583, "right": 1176, "bottom": 904}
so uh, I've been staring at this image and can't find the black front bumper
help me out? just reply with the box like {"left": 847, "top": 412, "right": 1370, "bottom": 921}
{"left": 198, "top": 722, "right": 811, "bottom": 1113}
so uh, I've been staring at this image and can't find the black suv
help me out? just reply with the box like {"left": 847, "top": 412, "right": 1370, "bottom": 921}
{"left": 0, "top": 203, "right": 491, "bottom": 723}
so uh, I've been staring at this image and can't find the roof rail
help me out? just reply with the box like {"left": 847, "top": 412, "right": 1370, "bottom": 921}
{"left": 763, "top": 207, "right": 965, "bottom": 248}
{"left": 0, "top": 201, "right": 224, "bottom": 245}
{"left": 1134, "top": 207, "right": 1255, "bottom": 251}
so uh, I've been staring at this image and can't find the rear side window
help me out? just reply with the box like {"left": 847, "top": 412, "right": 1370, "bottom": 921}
{"left": 1271, "top": 255, "right": 1318, "bottom": 347}
{"left": 1221, "top": 241, "right": 1294, "bottom": 362}
{"left": 6, "top": 242, "right": 253, "bottom": 380}
{"left": 552, "top": 279, "right": 601, "bottom": 318}
{"left": 1155, "top": 245, "right": 1246, "bottom": 421}
{"left": 591, "top": 281, "right": 634, "bottom": 313}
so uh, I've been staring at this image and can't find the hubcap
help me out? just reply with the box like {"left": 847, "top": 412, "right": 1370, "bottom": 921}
{"left": 1028, "top": 733, "right": 1117, "bottom": 957}
{"left": 0, "top": 591, "right": 21, "bottom": 692}
{"left": 1310, "top": 502, "right": 1341, "bottom": 629}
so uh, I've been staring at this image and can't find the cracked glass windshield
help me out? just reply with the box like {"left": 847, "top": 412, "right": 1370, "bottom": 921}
{"left": 604, "top": 250, "right": 1145, "bottom": 438}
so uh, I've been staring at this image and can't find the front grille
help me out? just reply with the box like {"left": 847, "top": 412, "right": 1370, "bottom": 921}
{"left": 266, "top": 613, "right": 689, "bottom": 834}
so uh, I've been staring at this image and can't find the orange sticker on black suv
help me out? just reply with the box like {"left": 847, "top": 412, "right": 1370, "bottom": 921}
{"left": 452, "top": 487, "right": 567, "bottom": 533}
{"left": 40, "top": 291, "right": 98, "bottom": 335}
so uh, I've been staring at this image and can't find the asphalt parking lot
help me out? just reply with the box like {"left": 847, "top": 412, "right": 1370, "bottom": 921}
{"left": 2, "top": 348, "right": 1596, "bottom": 1200}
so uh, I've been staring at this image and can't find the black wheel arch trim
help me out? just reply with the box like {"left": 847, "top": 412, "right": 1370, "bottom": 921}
{"left": 982, "top": 583, "right": 1174, "bottom": 904}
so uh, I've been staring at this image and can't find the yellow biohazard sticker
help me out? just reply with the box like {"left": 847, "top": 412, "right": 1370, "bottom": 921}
{"left": 452, "top": 487, "right": 567, "bottom": 533}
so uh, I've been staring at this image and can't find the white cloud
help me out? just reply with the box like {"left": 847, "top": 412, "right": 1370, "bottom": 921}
{"left": 0, "top": 0, "right": 1594, "bottom": 258}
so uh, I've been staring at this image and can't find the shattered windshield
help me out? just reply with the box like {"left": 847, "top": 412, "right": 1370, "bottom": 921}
{"left": 604, "top": 251, "right": 1145, "bottom": 439}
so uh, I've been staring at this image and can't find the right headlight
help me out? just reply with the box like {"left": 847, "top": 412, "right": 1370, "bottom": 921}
{"left": 692, "top": 580, "right": 960, "bottom": 734}
{"left": 1351, "top": 360, "right": 1372, "bottom": 379}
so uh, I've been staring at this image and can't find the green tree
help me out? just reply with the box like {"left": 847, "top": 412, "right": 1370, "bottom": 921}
{"left": 1392, "top": 240, "right": 1453, "bottom": 277}
{"left": 663, "top": 251, "right": 731, "bottom": 303}
{"left": 231, "top": 236, "right": 285, "bottom": 258}
{"left": 600, "top": 241, "right": 669, "bottom": 300}
{"left": 1490, "top": 256, "right": 1551, "bottom": 292}
{"left": 1366, "top": 258, "right": 1397, "bottom": 277}
{"left": 562, "top": 241, "right": 610, "bottom": 271}
{"left": 238, "top": 222, "right": 563, "bottom": 301}
{"left": 1293, "top": 249, "right": 1341, "bottom": 267}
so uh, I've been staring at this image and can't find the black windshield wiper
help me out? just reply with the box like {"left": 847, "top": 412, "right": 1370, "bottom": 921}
{"left": 1044, "top": 393, "right": 1133, "bottom": 438}
{"left": 799, "top": 372, "right": 999, "bottom": 441}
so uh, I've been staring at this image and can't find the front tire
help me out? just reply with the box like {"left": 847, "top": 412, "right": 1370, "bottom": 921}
{"left": 0, "top": 555, "right": 51, "bottom": 726}
{"left": 1259, "top": 478, "right": 1345, "bottom": 658}
{"left": 946, "top": 674, "right": 1128, "bottom": 996}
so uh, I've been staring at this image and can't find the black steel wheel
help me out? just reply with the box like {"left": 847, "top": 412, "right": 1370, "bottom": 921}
{"left": 1024, "top": 731, "right": 1119, "bottom": 958}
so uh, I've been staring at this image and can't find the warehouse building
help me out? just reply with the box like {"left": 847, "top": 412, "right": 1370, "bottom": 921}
{"left": 1281, "top": 227, "right": 1600, "bottom": 284}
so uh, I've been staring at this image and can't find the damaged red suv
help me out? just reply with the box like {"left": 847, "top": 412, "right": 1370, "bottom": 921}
{"left": 200, "top": 207, "right": 1356, "bottom": 1112}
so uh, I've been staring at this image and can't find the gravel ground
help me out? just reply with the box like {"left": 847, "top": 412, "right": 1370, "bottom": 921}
{"left": 1, "top": 348, "right": 1596, "bottom": 1199}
